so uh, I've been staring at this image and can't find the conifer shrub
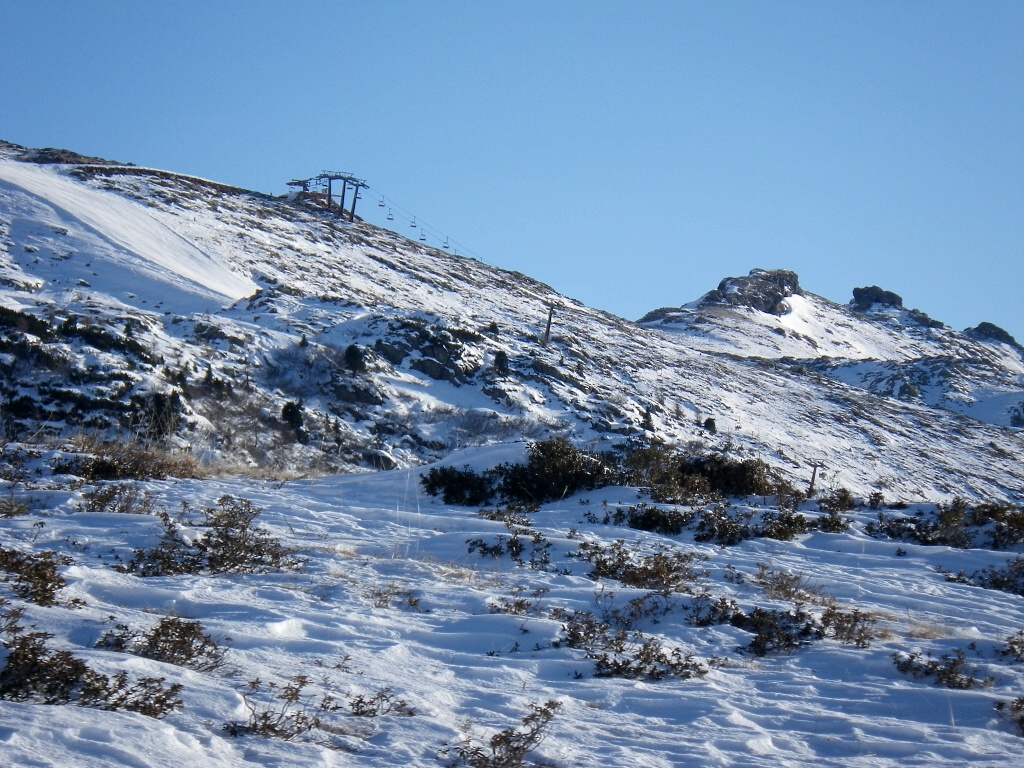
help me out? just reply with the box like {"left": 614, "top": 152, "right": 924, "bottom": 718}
{"left": 96, "top": 616, "right": 226, "bottom": 671}
{"left": 120, "top": 495, "right": 298, "bottom": 576}
{"left": 971, "top": 502, "right": 1024, "bottom": 550}
{"left": 677, "top": 455, "right": 775, "bottom": 497}
{"left": 0, "top": 547, "right": 70, "bottom": 605}
{"left": 735, "top": 606, "right": 823, "bottom": 656}
{"left": 998, "top": 631, "right": 1024, "bottom": 663}
{"left": 622, "top": 502, "right": 692, "bottom": 535}
{"left": 492, "top": 350, "right": 510, "bottom": 376}
{"left": 995, "top": 697, "right": 1024, "bottom": 734}
{"left": 421, "top": 438, "right": 613, "bottom": 507}
{"left": 692, "top": 504, "right": 756, "bottom": 546}
{"left": 819, "top": 606, "right": 878, "bottom": 648}
{"left": 421, "top": 465, "right": 498, "bottom": 506}
{"left": 892, "top": 649, "right": 992, "bottom": 689}
{"left": 949, "top": 558, "right": 1024, "bottom": 597}
{"left": 572, "top": 540, "right": 708, "bottom": 593}
{"left": 817, "top": 486, "right": 856, "bottom": 513}
{"left": 0, "top": 494, "right": 29, "bottom": 518}
{"left": 495, "top": 437, "right": 613, "bottom": 505}
{"left": 343, "top": 344, "right": 367, "bottom": 373}
{"left": 0, "top": 630, "right": 181, "bottom": 717}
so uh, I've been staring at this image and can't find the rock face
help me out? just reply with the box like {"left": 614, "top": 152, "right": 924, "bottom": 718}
{"left": 698, "top": 269, "right": 803, "bottom": 316}
{"left": 851, "top": 286, "right": 904, "bottom": 311}
{"left": 966, "top": 321, "right": 1020, "bottom": 348}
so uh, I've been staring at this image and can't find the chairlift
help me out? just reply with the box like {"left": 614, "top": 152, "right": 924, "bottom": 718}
{"left": 419, "top": 228, "right": 427, "bottom": 242}
{"left": 386, "top": 208, "right": 394, "bottom": 221}
{"left": 378, "top": 196, "right": 385, "bottom": 207}
{"left": 410, "top": 217, "right": 417, "bottom": 227}
{"left": 442, "top": 237, "right": 450, "bottom": 250}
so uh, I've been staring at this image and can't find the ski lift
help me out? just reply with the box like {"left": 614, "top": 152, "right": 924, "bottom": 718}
{"left": 378, "top": 196, "right": 385, "bottom": 207}
{"left": 419, "top": 228, "right": 427, "bottom": 242}
{"left": 386, "top": 208, "right": 394, "bottom": 221}
{"left": 442, "top": 237, "right": 450, "bottom": 250}
{"left": 410, "top": 217, "right": 417, "bottom": 227}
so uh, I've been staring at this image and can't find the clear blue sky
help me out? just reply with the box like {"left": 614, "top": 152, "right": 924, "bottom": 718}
{"left": 3, "top": 1, "right": 1022, "bottom": 342}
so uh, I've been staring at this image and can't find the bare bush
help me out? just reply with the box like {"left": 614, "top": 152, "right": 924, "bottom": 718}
{"left": 223, "top": 675, "right": 339, "bottom": 741}
{"left": 447, "top": 699, "right": 562, "bottom": 768}
{"left": 77, "top": 483, "right": 159, "bottom": 515}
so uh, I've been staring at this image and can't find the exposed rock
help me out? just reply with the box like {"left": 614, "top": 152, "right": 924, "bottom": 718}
{"left": 28, "top": 147, "right": 125, "bottom": 166}
{"left": 966, "top": 322, "right": 1020, "bottom": 349}
{"left": 851, "top": 286, "right": 903, "bottom": 311}
{"left": 698, "top": 269, "right": 803, "bottom": 316}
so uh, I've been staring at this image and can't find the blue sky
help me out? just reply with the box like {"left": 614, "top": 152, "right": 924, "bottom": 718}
{"left": 2, "top": 1, "right": 1022, "bottom": 341}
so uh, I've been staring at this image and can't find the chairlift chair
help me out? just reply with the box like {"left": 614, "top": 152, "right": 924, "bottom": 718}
{"left": 419, "top": 228, "right": 427, "bottom": 242}
{"left": 410, "top": 217, "right": 417, "bottom": 227}
{"left": 378, "top": 196, "right": 385, "bottom": 207}
{"left": 387, "top": 208, "right": 394, "bottom": 221}
{"left": 442, "top": 238, "right": 450, "bottom": 250}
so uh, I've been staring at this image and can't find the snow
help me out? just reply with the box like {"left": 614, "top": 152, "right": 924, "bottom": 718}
{"left": 2, "top": 465, "right": 1024, "bottom": 766}
{"left": 0, "top": 145, "right": 1022, "bottom": 764}
{"left": 0, "top": 160, "right": 257, "bottom": 305}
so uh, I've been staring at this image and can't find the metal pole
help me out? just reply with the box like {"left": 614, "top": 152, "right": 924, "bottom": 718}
{"left": 325, "top": 177, "right": 333, "bottom": 212}
{"left": 338, "top": 179, "right": 348, "bottom": 218}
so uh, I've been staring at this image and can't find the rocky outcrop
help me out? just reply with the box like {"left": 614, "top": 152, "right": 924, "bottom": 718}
{"left": 966, "top": 321, "right": 1020, "bottom": 349}
{"left": 851, "top": 286, "right": 904, "bottom": 311}
{"left": 698, "top": 269, "right": 803, "bottom": 316}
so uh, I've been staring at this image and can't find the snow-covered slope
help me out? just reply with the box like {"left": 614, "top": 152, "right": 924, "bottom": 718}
{"left": 2, "top": 141, "right": 1024, "bottom": 768}
{"left": 2, "top": 452, "right": 1024, "bottom": 767}
{"left": 641, "top": 268, "right": 1024, "bottom": 430}
{"left": 0, "top": 141, "right": 1021, "bottom": 503}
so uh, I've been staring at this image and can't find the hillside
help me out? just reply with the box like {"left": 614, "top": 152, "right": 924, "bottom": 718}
{"left": 1, "top": 142, "right": 1024, "bottom": 767}
{"left": 0, "top": 141, "right": 1021, "bottom": 502}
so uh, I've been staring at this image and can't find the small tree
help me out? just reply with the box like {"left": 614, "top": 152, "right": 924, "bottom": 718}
{"left": 344, "top": 344, "right": 367, "bottom": 374}
{"left": 493, "top": 350, "right": 510, "bottom": 376}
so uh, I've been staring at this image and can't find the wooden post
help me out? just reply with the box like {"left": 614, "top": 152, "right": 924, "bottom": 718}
{"left": 543, "top": 305, "right": 555, "bottom": 346}
{"left": 349, "top": 184, "right": 359, "bottom": 221}
{"left": 338, "top": 179, "right": 348, "bottom": 218}
{"left": 807, "top": 462, "right": 824, "bottom": 497}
